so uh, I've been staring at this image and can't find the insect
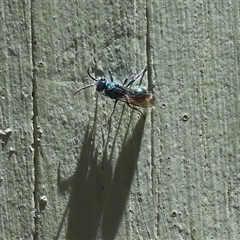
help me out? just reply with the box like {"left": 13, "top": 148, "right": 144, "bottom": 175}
{"left": 74, "top": 66, "right": 155, "bottom": 117}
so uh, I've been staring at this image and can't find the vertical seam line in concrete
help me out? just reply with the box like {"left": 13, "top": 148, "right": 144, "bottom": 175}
{"left": 30, "top": 0, "right": 39, "bottom": 239}
{"left": 146, "top": 1, "right": 155, "bottom": 196}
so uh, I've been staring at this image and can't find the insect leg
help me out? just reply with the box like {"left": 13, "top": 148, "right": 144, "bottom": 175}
{"left": 126, "top": 101, "right": 145, "bottom": 118}
{"left": 122, "top": 77, "right": 129, "bottom": 86}
{"left": 110, "top": 100, "right": 118, "bottom": 117}
{"left": 126, "top": 66, "right": 147, "bottom": 88}
{"left": 108, "top": 69, "right": 114, "bottom": 82}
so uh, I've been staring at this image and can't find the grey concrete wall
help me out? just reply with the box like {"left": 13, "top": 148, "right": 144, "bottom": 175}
{"left": 1, "top": 0, "right": 239, "bottom": 239}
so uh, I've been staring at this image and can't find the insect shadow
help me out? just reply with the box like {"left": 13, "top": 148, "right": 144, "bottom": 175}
{"left": 56, "top": 116, "right": 145, "bottom": 239}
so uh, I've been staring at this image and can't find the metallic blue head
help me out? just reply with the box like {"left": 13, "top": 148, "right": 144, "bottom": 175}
{"left": 96, "top": 78, "right": 107, "bottom": 92}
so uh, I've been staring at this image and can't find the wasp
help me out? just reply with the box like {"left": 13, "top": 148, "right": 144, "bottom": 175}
{"left": 74, "top": 66, "right": 155, "bottom": 117}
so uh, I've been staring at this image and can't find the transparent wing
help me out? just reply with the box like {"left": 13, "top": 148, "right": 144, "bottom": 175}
{"left": 117, "top": 86, "right": 155, "bottom": 108}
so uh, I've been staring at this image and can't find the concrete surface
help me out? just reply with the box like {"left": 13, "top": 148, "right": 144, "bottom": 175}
{"left": 1, "top": 0, "right": 240, "bottom": 239}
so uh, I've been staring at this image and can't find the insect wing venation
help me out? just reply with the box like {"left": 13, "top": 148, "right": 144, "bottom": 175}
{"left": 118, "top": 86, "right": 155, "bottom": 108}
